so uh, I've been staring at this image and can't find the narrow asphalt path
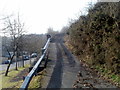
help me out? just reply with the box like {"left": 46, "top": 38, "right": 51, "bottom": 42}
{"left": 42, "top": 34, "right": 80, "bottom": 88}
{"left": 47, "top": 43, "right": 63, "bottom": 88}
{"left": 41, "top": 34, "right": 118, "bottom": 89}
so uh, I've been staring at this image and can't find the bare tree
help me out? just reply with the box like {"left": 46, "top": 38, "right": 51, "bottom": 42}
{"left": 60, "top": 26, "right": 69, "bottom": 34}
{"left": 22, "top": 34, "right": 46, "bottom": 55}
{"left": 47, "top": 27, "right": 59, "bottom": 36}
{"left": 2, "top": 14, "right": 25, "bottom": 76}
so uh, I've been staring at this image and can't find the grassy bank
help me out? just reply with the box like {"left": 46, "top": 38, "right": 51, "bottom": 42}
{"left": 93, "top": 65, "right": 120, "bottom": 87}
{"left": 1, "top": 65, "right": 30, "bottom": 88}
{"left": 65, "top": 1, "right": 120, "bottom": 78}
{"left": 1, "top": 64, "right": 45, "bottom": 89}
{"left": 28, "top": 70, "right": 45, "bottom": 88}
{"left": 65, "top": 38, "right": 120, "bottom": 87}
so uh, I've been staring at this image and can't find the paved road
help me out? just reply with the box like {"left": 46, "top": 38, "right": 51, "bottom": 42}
{"left": 0, "top": 58, "right": 36, "bottom": 71}
{"left": 41, "top": 34, "right": 117, "bottom": 88}
{"left": 42, "top": 34, "right": 80, "bottom": 88}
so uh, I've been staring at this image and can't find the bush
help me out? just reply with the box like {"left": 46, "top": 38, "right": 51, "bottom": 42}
{"left": 67, "top": 2, "right": 120, "bottom": 74}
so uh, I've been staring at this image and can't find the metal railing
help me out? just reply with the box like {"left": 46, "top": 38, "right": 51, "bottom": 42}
{"left": 20, "top": 38, "right": 51, "bottom": 90}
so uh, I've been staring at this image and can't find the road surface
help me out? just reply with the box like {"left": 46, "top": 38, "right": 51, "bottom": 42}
{"left": 41, "top": 34, "right": 117, "bottom": 88}
{"left": 0, "top": 58, "right": 36, "bottom": 71}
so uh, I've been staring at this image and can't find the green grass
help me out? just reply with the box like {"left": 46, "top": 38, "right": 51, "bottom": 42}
{"left": 94, "top": 65, "right": 120, "bottom": 87}
{"left": 1, "top": 64, "right": 45, "bottom": 89}
{"left": 1, "top": 65, "right": 30, "bottom": 88}
{"left": 0, "top": 70, "right": 6, "bottom": 75}
{"left": 28, "top": 71, "right": 45, "bottom": 88}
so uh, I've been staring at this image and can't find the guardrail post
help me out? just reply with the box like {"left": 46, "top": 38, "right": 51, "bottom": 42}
{"left": 41, "top": 48, "right": 45, "bottom": 54}
{"left": 44, "top": 53, "right": 49, "bottom": 68}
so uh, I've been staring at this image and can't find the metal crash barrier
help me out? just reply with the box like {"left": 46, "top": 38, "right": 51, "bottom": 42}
{"left": 20, "top": 37, "right": 51, "bottom": 90}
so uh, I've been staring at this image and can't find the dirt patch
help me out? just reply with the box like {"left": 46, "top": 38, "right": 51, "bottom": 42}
{"left": 10, "top": 67, "right": 29, "bottom": 82}
{"left": 73, "top": 61, "right": 118, "bottom": 88}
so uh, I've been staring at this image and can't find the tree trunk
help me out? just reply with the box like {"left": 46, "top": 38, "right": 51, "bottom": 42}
{"left": 15, "top": 51, "right": 18, "bottom": 70}
{"left": 5, "top": 51, "right": 15, "bottom": 76}
{"left": 22, "top": 52, "right": 24, "bottom": 67}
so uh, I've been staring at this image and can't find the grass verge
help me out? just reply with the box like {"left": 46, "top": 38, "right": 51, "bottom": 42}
{"left": 28, "top": 70, "right": 45, "bottom": 88}
{"left": 1, "top": 65, "right": 30, "bottom": 88}
{"left": 93, "top": 65, "right": 120, "bottom": 87}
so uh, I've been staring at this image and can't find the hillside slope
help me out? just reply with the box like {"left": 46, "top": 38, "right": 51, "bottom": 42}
{"left": 65, "top": 2, "right": 120, "bottom": 86}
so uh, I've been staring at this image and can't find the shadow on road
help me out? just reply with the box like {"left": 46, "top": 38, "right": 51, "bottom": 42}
{"left": 60, "top": 43, "right": 76, "bottom": 67}
{"left": 47, "top": 43, "right": 63, "bottom": 88}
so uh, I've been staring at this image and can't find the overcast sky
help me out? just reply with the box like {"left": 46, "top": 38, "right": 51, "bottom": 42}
{"left": 0, "top": 0, "right": 97, "bottom": 34}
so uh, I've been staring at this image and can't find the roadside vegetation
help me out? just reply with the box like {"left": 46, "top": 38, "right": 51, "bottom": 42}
{"left": 94, "top": 65, "right": 120, "bottom": 86}
{"left": 28, "top": 70, "right": 45, "bottom": 88}
{"left": 64, "top": 2, "right": 120, "bottom": 86}
{"left": 1, "top": 64, "right": 44, "bottom": 88}
{"left": 1, "top": 65, "right": 29, "bottom": 88}
{"left": 1, "top": 14, "right": 47, "bottom": 76}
